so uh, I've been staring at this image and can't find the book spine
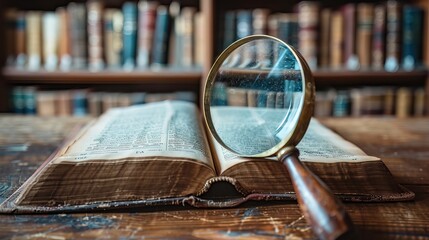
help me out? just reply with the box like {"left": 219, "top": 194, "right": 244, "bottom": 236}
{"left": 104, "top": 9, "right": 123, "bottom": 69}
{"left": 182, "top": 7, "right": 196, "bottom": 67}
{"left": 15, "top": 11, "right": 27, "bottom": 68}
{"left": 350, "top": 88, "right": 362, "bottom": 117}
{"left": 275, "top": 92, "right": 285, "bottom": 108}
{"left": 72, "top": 90, "right": 88, "bottom": 116}
{"left": 131, "top": 92, "right": 146, "bottom": 105}
{"left": 137, "top": 0, "right": 158, "bottom": 68}
{"left": 319, "top": 9, "right": 331, "bottom": 68}
{"left": 413, "top": 88, "right": 425, "bottom": 117}
{"left": 277, "top": 14, "right": 299, "bottom": 49}
{"left": 57, "top": 7, "right": 72, "bottom": 71}
{"left": 267, "top": 14, "right": 279, "bottom": 38}
{"left": 122, "top": 2, "right": 138, "bottom": 71}
{"left": 314, "top": 90, "right": 335, "bottom": 117}
{"left": 297, "top": 1, "right": 319, "bottom": 69}
{"left": 356, "top": 3, "right": 373, "bottom": 69}
{"left": 333, "top": 91, "right": 350, "bottom": 117}
{"left": 167, "top": 1, "right": 180, "bottom": 67}
{"left": 56, "top": 91, "right": 72, "bottom": 116}
{"left": 23, "top": 87, "right": 36, "bottom": 115}
{"left": 247, "top": 90, "right": 257, "bottom": 107}
{"left": 12, "top": 87, "right": 24, "bottom": 114}
{"left": 223, "top": 11, "right": 236, "bottom": 50}
{"left": 5, "top": 9, "right": 17, "bottom": 66}
{"left": 401, "top": 5, "right": 423, "bottom": 71}
{"left": 266, "top": 91, "right": 276, "bottom": 108}
{"left": 236, "top": 10, "right": 253, "bottom": 39}
{"left": 36, "top": 91, "right": 56, "bottom": 117}
{"left": 385, "top": 0, "right": 401, "bottom": 72}
{"left": 88, "top": 92, "right": 102, "bottom": 116}
{"left": 151, "top": 5, "right": 171, "bottom": 67}
{"left": 194, "top": 12, "right": 204, "bottom": 67}
{"left": 25, "top": 11, "right": 42, "bottom": 71}
{"left": 342, "top": 3, "right": 359, "bottom": 70}
{"left": 371, "top": 4, "right": 386, "bottom": 70}
{"left": 227, "top": 88, "right": 247, "bottom": 106}
{"left": 211, "top": 82, "right": 228, "bottom": 106}
{"left": 329, "top": 11, "right": 343, "bottom": 69}
{"left": 42, "top": 12, "right": 59, "bottom": 71}
{"left": 396, "top": 87, "right": 411, "bottom": 118}
{"left": 87, "top": 0, "right": 104, "bottom": 71}
{"left": 67, "top": 3, "right": 87, "bottom": 69}
{"left": 252, "top": 8, "right": 269, "bottom": 35}
{"left": 384, "top": 88, "right": 395, "bottom": 115}
{"left": 256, "top": 90, "right": 267, "bottom": 108}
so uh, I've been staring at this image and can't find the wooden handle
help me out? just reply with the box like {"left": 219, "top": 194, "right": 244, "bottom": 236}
{"left": 279, "top": 147, "right": 355, "bottom": 240}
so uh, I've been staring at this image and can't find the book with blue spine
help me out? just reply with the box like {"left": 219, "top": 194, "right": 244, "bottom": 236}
{"left": 151, "top": 5, "right": 171, "bottom": 67}
{"left": 122, "top": 2, "right": 138, "bottom": 71}
{"left": 402, "top": 5, "right": 424, "bottom": 71}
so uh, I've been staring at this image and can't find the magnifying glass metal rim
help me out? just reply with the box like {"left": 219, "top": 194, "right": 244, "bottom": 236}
{"left": 203, "top": 34, "right": 315, "bottom": 158}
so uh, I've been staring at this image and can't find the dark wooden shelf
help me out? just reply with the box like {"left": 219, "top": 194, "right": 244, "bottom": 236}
{"left": 3, "top": 67, "right": 428, "bottom": 87}
{"left": 2, "top": 67, "right": 203, "bottom": 85}
{"left": 313, "top": 68, "right": 428, "bottom": 87}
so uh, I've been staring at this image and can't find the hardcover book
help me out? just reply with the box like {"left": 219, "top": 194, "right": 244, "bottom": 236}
{"left": 67, "top": 2, "right": 87, "bottom": 69}
{"left": 137, "top": 0, "right": 158, "bottom": 68}
{"left": 151, "top": 5, "right": 171, "bottom": 67}
{"left": 122, "top": 2, "right": 138, "bottom": 70}
{"left": 25, "top": 11, "right": 42, "bottom": 71}
{"left": 57, "top": 7, "right": 72, "bottom": 71}
{"left": 401, "top": 5, "right": 424, "bottom": 71}
{"left": 0, "top": 101, "right": 414, "bottom": 213}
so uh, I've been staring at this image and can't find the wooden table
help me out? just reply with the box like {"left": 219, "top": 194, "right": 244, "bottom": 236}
{"left": 0, "top": 116, "right": 428, "bottom": 239}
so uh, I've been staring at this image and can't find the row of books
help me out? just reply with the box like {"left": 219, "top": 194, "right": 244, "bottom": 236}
{"left": 210, "top": 82, "right": 426, "bottom": 117}
{"left": 211, "top": 82, "right": 301, "bottom": 109}
{"left": 315, "top": 87, "right": 426, "bottom": 118}
{"left": 4, "top": 0, "right": 203, "bottom": 72}
{"left": 221, "top": 1, "right": 424, "bottom": 71}
{"left": 11, "top": 87, "right": 196, "bottom": 117}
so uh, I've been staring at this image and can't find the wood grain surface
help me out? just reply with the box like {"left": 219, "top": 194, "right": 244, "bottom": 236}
{"left": 0, "top": 115, "right": 428, "bottom": 239}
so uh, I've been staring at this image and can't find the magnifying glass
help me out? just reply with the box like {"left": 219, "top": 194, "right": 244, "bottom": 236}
{"left": 203, "top": 35, "right": 355, "bottom": 240}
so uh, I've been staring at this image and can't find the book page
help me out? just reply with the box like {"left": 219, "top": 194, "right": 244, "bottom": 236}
{"left": 55, "top": 101, "right": 213, "bottom": 168}
{"left": 212, "top": 117, "right": 379, "bottom": 173}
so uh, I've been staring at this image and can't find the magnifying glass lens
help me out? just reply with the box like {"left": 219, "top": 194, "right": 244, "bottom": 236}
{"left": 208, "top": 38, "right": 305, "bottom": 156}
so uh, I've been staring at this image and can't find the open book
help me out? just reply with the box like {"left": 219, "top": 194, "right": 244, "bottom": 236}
{"left": 0, "top": 101, "right": 414, "bottom": 213}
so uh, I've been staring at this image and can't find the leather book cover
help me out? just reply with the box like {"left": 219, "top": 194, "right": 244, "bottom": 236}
{"left": 342, "top": 3, "right": 359, "bottom": 70}
{"left": 122, "top": 2, "right": 138, "bottom": 70}
{"left": 137, "top": 1, "right": 158, "bottom": 68}
{"left": 67, "top": 2, "right": 87, "bottom": 69}
{"left": 297, "top": 1, "right": 319, "bottom": 69}
{"left": 385, "top": 0, "right": 401, "bottom": 72}
{"left": 372, "top": 4, "right": 386, "bottom": 70}
{"left": 104, "top": 9, "right": 123, "bottom": 69}
{"left": 356, "top": 3, "right": 373, "bottom": 69}
{"left": 401, "top": 5, "right": 424, "bottom": 71}
{"left": 25, "top": 11, "right": 42, "bottom": 71}
{"left": 330, "top": 11, "right": 343, "bottom": 69}
{"left": 151, "top": 5, "right": 171, "bottom": 67}
{"left": 57, "top": 7, "right": 72, "bottom": 71}
{"left": 87, "top": 0, "right": 104, "bottom": 71}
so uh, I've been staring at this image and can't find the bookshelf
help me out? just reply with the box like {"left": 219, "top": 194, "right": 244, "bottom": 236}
{"left": 0, "top": 0, "right": 203, "bottom": 114}
{"left": 1, "top": 0, "right": 429, "bottom": 117}
{"left": 201, "top": 0, "right": 429, "bottom": 116}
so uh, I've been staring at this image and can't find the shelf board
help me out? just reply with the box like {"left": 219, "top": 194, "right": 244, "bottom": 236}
{"left": 2, "top": 67, "right": 428, "bottom": 87}
{"left": 313, "top": 69, "right": 428, "bottom": 86}
{"left": 2, "top": 67, "right": 203, "bottom": 85}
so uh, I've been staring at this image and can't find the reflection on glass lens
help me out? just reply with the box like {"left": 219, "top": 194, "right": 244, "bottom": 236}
{"left": 209, "top": 38, "right": 304, "bottom": 155}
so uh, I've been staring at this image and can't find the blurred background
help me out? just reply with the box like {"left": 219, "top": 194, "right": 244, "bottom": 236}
{"left": 0, "top": 0, "right": 427, "bottom": 118}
